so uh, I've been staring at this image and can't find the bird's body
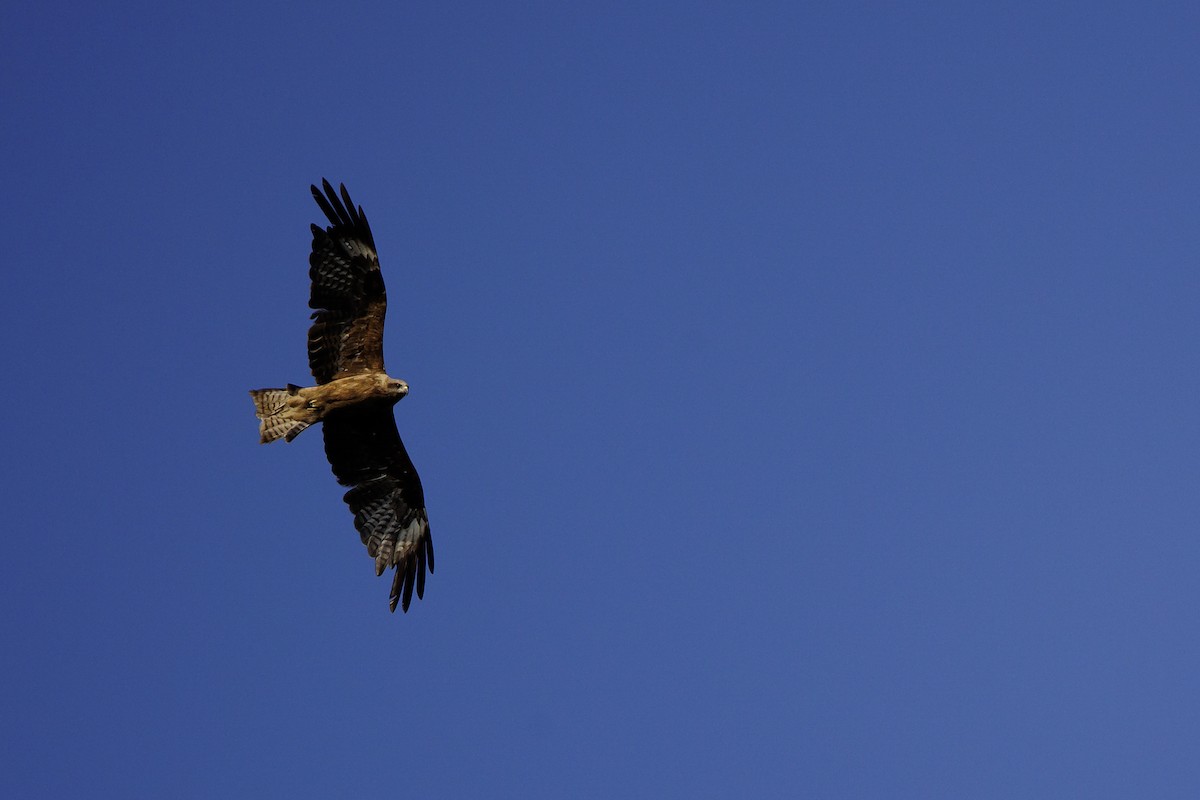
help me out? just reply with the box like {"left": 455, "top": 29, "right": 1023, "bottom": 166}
{"left": 250, "top": 180, "right": 433, "bottom": 613}
{"left": 251, "top": 374, "right": 408, "bottom": 443}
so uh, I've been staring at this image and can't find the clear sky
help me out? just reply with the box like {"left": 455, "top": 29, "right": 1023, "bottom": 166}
{"left": 3, "top": 2, "right": 1199, "bottom": 797}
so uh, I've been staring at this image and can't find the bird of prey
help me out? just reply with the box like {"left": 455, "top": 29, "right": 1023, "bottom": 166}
{"left": 250, "top": 180, "right": 433, "bottom": 613}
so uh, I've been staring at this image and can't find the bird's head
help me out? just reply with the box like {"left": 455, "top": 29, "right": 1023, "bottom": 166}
{"left": 387, "top": 377, "right": 410, "bottom": 401}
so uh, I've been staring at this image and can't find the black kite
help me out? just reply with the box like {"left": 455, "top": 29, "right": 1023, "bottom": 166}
{"left": 250, "top": 180, "right": 433, "bottom": 613}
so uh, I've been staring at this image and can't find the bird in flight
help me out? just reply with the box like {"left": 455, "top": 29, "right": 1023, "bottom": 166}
{"left": 250, "top": 180, "right": 433, "bottom": 613}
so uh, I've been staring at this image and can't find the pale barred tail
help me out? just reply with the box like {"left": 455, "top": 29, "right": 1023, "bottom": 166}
{"left": 249, "top": 385, "right": 311, "bottom": 443}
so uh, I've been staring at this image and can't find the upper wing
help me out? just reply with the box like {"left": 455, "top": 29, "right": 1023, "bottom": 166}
{"left": 307, "top": 180, "right": 388, "bottom": 385}
{"left": 323, "top": 403, "right": 434, "bottom": 612}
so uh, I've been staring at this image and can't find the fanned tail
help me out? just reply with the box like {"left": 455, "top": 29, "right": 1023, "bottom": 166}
{"left": 249, "top": 385, "right": 311, "bottom": 443}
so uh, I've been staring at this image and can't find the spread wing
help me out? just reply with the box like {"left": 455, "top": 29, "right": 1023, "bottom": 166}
{"left": 323, "top": 404, "right": 434, "bottom": 612}
{"left": 308, "top": 180, "right": 387, "bottom": 384}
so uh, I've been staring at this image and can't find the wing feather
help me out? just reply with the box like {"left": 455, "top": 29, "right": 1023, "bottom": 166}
{"left": 307, "top": 180, "right": 387, "bottom": 384}
{"left": 323, "top": 403, "right": 433, "bottom": 613}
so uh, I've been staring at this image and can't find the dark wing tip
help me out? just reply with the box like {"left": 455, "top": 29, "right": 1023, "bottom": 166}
{"left": 311, "top": 181, "right": 339, "bottom": 228}
{"left": 310, "top": 179, "right": 376, "bottom": 251}
{"left": 387, "top": 559, "right": 418, "bottom": 613}
{"left": 403, "top": 560, "right": 416, "bottom": 611}
{"left": 416, "top": 538, "right": 428, "bottom": 598}
{"left": 389, "top": 575, "right": 402, "bottom": 613}
{"left": 339, "top": 183, "right": 360, "bottom": 225}
{"left": 385, "top": 533, "right": 433, "bottom": 614}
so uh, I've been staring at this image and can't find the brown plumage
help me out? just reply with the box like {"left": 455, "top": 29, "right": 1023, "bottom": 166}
{"left": 250, "top": 180, "right": 433, "bottom": 613}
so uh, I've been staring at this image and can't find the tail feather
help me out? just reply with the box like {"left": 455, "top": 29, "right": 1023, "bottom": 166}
{"left": 249, "top": 385, "right": 311, "bottom": 443}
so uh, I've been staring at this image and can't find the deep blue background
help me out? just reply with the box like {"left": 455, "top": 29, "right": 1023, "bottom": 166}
{"left": 4, "top": 2, "right": 1199, "bottom": 796}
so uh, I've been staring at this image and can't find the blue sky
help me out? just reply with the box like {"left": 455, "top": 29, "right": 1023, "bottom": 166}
{"left": 3, "top": 2, "right": 1199, "bottom": 797}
